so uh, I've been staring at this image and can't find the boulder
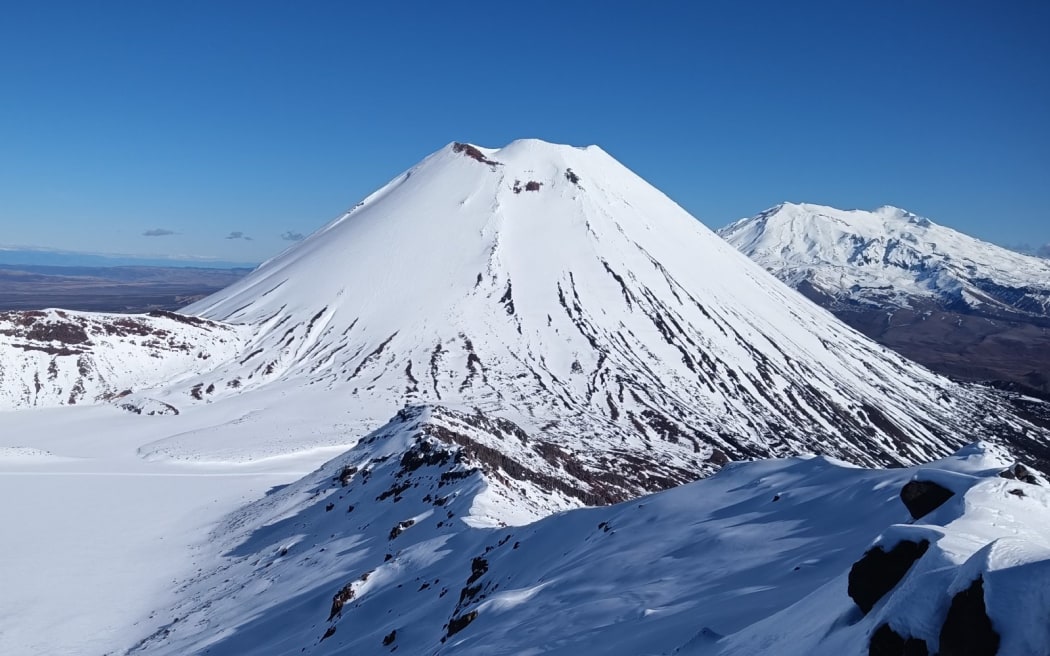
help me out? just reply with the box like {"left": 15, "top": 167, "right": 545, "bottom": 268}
{"left": 900, "top": 480, "right": 954, "bottom": 520}
{"left": 848, "top": 539, "right": 930, "bottom": 614}
{"left": 999, "top": 463, "right": 1039, "bottom": 485}
{"left": 869, "top": 623, "right": 929, "bottom": 656}
{"left": 939, "top": 577, "right": 1000, "bottom": 656}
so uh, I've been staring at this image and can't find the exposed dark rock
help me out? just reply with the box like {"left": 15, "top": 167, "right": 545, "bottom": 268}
{"left": 499, "top": 281, "right": 515, "bottom": 315}
{"left": 467, "top": 557, "right": 488, "bottom": 586}
{"left": 328, "top": 583, "right": 355, "bottom": 620}
{"left": 900, "top": 480, "right": 955, "bottom": 519}
{"left": 425, "top": 416, "right": 632, "bottom": 505}
{"left": 399, "top": 440, "right": 451, "bottom": 473}
{"left": 382, "top": 629, "right": 396, "bottom": 646}
{"left": 939, "top": 577, "right": 1000, "bottom": 656}
{"left": 321, "top": 625, "right": 336, "bottom": 641}
{"left": 9, "top": 342, "right": 80, "bottom": 356}
{"left": 524, "top": 181, "right": 542, "bottom": 192}
{"left": 336, "top": 465, "right": 357, "bottom": 487}
{"left": 869, "top": 623, "right": 929, "bottom": 656}
{"left": 708, "top": 449, "right": 729, "bottom": 466}
{"left": 388, "top": 519, "right": 415, "bottom": 540}
{"left": 377, "top": 480, "right": 412, "bottom": 502}
{"left": 446, "top": 610, "right": 478, "bottom": 637}
{"left": 452, "top": 142, "right": 500, "bottom": 166}
{"left": 147, "top": 310, "right": 208, "bottom": 326}
{"left": 119, "top": 400, "right": 180, "bottom": 416}
{"left": 26, "top": 320, "right": 89, "bottom": 344}
{"left": 999, "top": 463, "right": 1039, "bottom": 485}
{"left": 848, "top": 539, "right": 930, "bottom": 614}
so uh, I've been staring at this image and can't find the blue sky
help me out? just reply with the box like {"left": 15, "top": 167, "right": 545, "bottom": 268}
{"left": 1, "top": 1, "right": 1047, "bottom": 263}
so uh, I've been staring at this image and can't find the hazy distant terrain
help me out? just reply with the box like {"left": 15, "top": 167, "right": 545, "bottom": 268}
{"left": 0, "top": 264, "right": 251, "bottom": 312}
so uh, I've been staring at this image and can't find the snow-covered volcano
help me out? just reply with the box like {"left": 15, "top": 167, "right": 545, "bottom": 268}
{"left": 719, "top": 203, "right": 1050, "bottom": 392}
{"left": 170, "top": 140, "right": 1045, "bottom": 479}
{"left": 719, "top": 202, "right": 1050, "bottom": 317}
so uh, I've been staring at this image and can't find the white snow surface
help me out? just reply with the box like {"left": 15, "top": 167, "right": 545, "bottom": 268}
{"left": 719, "top": 202, "right": 1050, "bottom": 316}
{"left": 130, "top": 435, "right": 1050, "bottom": 656}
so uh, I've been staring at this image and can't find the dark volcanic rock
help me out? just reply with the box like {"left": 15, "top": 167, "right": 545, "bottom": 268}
{"left": 446, "top": 610, "right": 478, "bottom": 637}
{"left": 869, "top": 623, "right": 929, "bottom": 656}
{"left": 999, "top": 463, "right": 1040, "bottom": 485}
{"left": 900, "top": 480, "right": 955, "bottom": 520}
{"left": 848, "top": 539, "right": 930, "bottom": 614}
{"left": 939, "top": 577, "right": 1000, "bottom": 656}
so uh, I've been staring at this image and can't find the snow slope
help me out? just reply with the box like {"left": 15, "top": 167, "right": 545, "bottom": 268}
{"left": 0, "top": 309, "right": 244, "bottom": 410}
{"left": 131, "top": 428, "right": 1050, "bottom": 656}
{"left": 0, "top": 401, "right": 325, "bottom": 656}
{"left": 719, "top": 202, "right": 1050, "bottom": 317}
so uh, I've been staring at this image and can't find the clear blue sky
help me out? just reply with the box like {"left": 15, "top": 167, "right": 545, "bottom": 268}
{"left": 2, "top": 1, "right": 1047, "bottom": 263}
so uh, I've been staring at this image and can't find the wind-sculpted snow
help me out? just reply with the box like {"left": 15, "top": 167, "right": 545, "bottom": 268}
{"left": 132, "top": 432, "right": 1050, "bottom": 655}
{"left": 0, "top": 308, "right": 245, "bottom": 410}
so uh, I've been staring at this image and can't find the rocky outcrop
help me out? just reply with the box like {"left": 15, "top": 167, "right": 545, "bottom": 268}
{"left": 939, "top": 578, "right": 1000, "bottom": 656}
{"left": 900, "top": 480, "right": 955, "bottom": 520}
{"left": 848, "top": 540, "right": 930, "bottom": 614}
{"left": 868, "top": 624, "right": 929, "bottom": 656}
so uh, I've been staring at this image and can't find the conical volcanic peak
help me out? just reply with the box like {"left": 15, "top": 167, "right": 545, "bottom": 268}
{"left": 160, "top": 141, "right": 1050, "bottom": 489}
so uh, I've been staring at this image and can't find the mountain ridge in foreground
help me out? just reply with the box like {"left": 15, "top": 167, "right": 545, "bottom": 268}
{"left": 719, "top": 202, "right": 1050, "bottom": 394}
{"left": 131, "top": 426, "right": 1050, "bottom": 655}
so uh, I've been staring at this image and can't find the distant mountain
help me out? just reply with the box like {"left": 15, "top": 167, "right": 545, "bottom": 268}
{"left": 1009, "top": 242, "right": 1050, "bottom": 259}
{"left": 720, "top": 203, "right": 1050, "bottom": 393}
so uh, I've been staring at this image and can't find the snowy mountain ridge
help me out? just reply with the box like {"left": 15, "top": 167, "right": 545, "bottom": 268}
{"left": 131, "top": 431, "right": 1050, "bottom": 656}
{"left": 0, "top": 308, "right": 244, "bottom": 410}
{"left": 719, "top": 202, "right": 1050, "bottom": 317}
